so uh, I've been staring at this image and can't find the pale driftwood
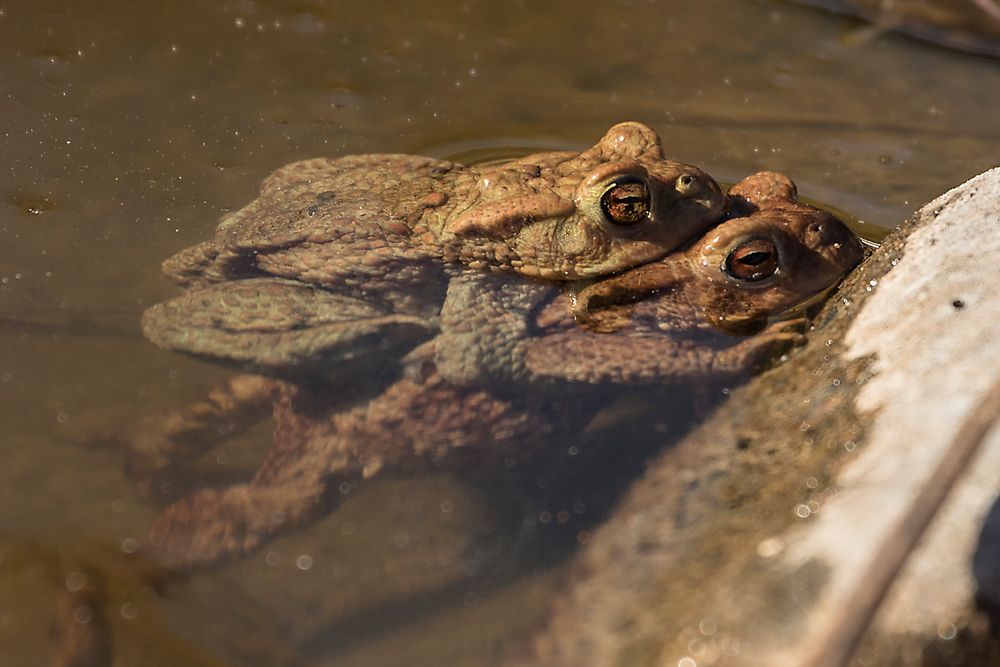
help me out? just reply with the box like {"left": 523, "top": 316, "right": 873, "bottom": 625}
{"left": 789, "top": 0, "right": 1000, "bottom": 56}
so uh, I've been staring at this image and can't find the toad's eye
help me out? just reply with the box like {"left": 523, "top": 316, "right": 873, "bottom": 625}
{"left": 725, "top": 238, "right": 779, "bottom": 281}
{"left": 675, "top": 173, "right": 701, "bottom": 196}
{"left": 600, "top": 179, "right": 650, "bottom": 226}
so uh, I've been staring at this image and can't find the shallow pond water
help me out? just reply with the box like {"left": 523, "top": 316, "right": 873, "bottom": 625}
{"left": 2, "top": 1, "right": 999, "bottom": 665}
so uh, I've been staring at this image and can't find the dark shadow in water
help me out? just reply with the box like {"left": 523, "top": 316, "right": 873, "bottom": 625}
{"left": 296, "top": 385, "right": 711, "bottom": 662}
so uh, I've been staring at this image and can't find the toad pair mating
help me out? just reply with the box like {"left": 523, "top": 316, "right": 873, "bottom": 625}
{"left": 131, "top": 122, "right": 864, "bottom": 568}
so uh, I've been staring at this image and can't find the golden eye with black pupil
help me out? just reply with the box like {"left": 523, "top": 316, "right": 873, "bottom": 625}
{"left": 675, "top": 173, "right": 701, "bottom": 196}
{"left": 725, "top": 238, "right": 780, "bottom": 281}
{"left": 600, "top": 179, "right": 650, "bottom": 226}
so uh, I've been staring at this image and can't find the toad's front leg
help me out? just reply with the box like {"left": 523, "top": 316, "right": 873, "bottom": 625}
{"left": 523, "top": 318, "right": 807, "bottom": 385}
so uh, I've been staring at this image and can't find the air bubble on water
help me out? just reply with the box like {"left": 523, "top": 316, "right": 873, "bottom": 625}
{"left": 65, "top": 571, "right": 88, "bottom": 593}
{"left": 757, "top": 537, "right": 784, "bottom": 558}
{"left": 295, "top": 554, "right": 313, "bottom": 570}
{"left": 73, "top": 605, "right": 94, "bottom": 625}
{"left": 936, "top": 622, "right": 957, "bottom": 640}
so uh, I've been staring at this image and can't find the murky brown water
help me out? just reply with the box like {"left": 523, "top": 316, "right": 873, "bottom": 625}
{"left": 2, "top": 1, "right": 998, "bottom": 665}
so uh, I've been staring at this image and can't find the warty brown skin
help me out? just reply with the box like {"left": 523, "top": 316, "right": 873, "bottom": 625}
{"left": 159, "top": 122, "right": 725, "bottom": 319}
{"left": 130, "top": 172, "right": 864, "bottom": 569}
{"left": 432, "top": 171, "right": 865, "bottom": 387}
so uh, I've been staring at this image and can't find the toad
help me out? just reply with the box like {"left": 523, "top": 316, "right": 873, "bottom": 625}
{"left": 152, "top": 122, "right": 725, "bottom": 345}
{"left": 131, "top": 173, "right": 864, "bottom": 568}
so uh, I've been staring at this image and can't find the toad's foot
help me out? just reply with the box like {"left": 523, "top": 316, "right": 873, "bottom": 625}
{"left": 145, "top": 479, "right": 339, "bottom": 569}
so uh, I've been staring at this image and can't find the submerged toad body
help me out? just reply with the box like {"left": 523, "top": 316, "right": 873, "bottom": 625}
{"left": 132, "top": 173, "right": 864, "bottom": 568}
{"left": 160, "top": 122, "right": 725, "bottom": 321}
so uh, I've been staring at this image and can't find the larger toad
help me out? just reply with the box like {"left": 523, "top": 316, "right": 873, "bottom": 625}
{"left": 159, "top": 122, "right": 724, "bottom": 323}
{"left": 130, "top": 173, "right": 864, "bottom": 568}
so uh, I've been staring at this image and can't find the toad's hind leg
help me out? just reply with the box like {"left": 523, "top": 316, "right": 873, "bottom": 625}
{"left": 123, "top": 374, "right": 275, "bottom": 480}
{"left": 144, "top": 478, "right": 343, "bottom": 570}
{"left": 144, "top": 384, "right": 360, "bottom": 570}
{"left": 145, "top": 371, "right": 540, "bottom": 569}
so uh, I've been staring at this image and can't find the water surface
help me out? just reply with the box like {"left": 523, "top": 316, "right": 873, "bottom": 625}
{"left": 2, "top": 1, "right": 998, "bottom": 664}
